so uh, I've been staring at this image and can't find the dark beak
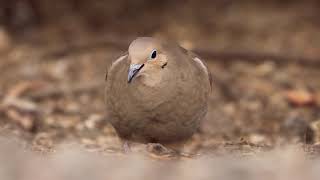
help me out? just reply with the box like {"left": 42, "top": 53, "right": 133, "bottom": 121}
{"left": 128, "top": 64, "right": 144, "bottom": 83}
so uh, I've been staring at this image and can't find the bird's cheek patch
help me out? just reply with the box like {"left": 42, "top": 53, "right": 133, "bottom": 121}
{"left": 147, "top": 59, "right": 162, "bottom": 67}
{"left": 158, "top": 54, "right": 168, "bottom": 67}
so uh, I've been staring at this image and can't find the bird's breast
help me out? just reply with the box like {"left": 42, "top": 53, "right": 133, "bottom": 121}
{"left": 129, "top": 78, "right": 172, "bottom": 111}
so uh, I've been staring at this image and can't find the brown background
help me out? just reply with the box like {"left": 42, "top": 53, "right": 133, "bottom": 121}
{"left": 0, "top": 0, "right": 319, "bottom": 168}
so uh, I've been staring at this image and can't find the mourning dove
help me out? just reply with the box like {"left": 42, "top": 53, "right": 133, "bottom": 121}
{"left": 105, "top": 37, "right": 212, "bottom": 150}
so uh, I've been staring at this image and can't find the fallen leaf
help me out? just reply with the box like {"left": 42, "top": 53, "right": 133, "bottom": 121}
{"left": 6, "top": 108, "right": 35, "bottom": 131}
{"left": 285, "top": 89, "right": 315, "bottom": 106}
{"left": 6, "top": 81, "right": 47, "bottom": 98}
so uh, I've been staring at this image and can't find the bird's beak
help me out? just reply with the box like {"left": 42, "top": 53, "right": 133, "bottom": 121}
{"left": 128, "top": 64, "right": 144, "bottom": 83}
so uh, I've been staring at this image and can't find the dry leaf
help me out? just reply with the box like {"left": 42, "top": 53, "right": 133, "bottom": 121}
{"left": 285, "top": 90, "right": 315, "bottom": 106}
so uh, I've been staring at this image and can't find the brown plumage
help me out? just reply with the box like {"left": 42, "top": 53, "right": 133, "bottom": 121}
{"left": 105, "top": 37, "right": 212, "bottom": 146}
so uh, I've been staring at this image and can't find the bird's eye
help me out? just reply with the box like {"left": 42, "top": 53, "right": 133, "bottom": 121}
{"left": 150, "top": 50, "right": 157, "bottom": 59}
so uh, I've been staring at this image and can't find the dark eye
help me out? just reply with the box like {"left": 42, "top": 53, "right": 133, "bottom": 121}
{"left": 150, "top": 50, "right": 157, "bottom": 59}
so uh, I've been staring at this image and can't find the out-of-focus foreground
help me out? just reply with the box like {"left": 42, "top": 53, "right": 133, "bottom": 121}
{"left": 0, "top": 0, "right": 320, "bottom": 179}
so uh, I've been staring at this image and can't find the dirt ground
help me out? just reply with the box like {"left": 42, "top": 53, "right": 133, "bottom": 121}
{"left": 0, "top": 1, "right": 320, "bottom": 179}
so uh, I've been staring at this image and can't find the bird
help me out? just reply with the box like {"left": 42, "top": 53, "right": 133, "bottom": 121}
{"left": 105, "top": 37, "right": 212, "bottom": 152}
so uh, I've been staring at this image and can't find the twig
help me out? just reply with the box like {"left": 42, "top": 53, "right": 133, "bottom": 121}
{"left": 194, "top": 49, "right": 320, "bottom": 67}
{"left": 42, "top": 35, "right": 129, "bottom": 60}
{"left": 42, "top": 36, "right": 320, "bottom": 67}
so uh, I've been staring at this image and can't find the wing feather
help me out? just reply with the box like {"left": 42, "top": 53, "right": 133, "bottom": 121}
{"left": 184, "top": 48, "right": 213, "bottom": 90}
{"left": 105, "top": 53, "right": 128, "bottom": 81}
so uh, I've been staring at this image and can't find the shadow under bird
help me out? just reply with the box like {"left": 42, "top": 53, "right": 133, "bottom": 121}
{"left": 105, "top": 37, "right": 212, "bottom": 150}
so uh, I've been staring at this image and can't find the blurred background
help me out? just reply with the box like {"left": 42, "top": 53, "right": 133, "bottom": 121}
{"left": 0, "top": 0, "right": 320, "bottom": 154}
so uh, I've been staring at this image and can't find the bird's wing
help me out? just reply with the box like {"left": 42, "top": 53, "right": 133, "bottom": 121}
{"left": 184, "top": 49, "right": 213, "bottom": 90}
{"left": 192, "top": 55, "right": 213, "bottom": 90}
{"left": 105, "top": 53, "right": 128, "bottom": 81}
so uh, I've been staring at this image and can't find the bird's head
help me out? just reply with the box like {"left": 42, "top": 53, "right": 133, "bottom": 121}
{"left": 127, "top": 37, "right": 168, "bottom": 83}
